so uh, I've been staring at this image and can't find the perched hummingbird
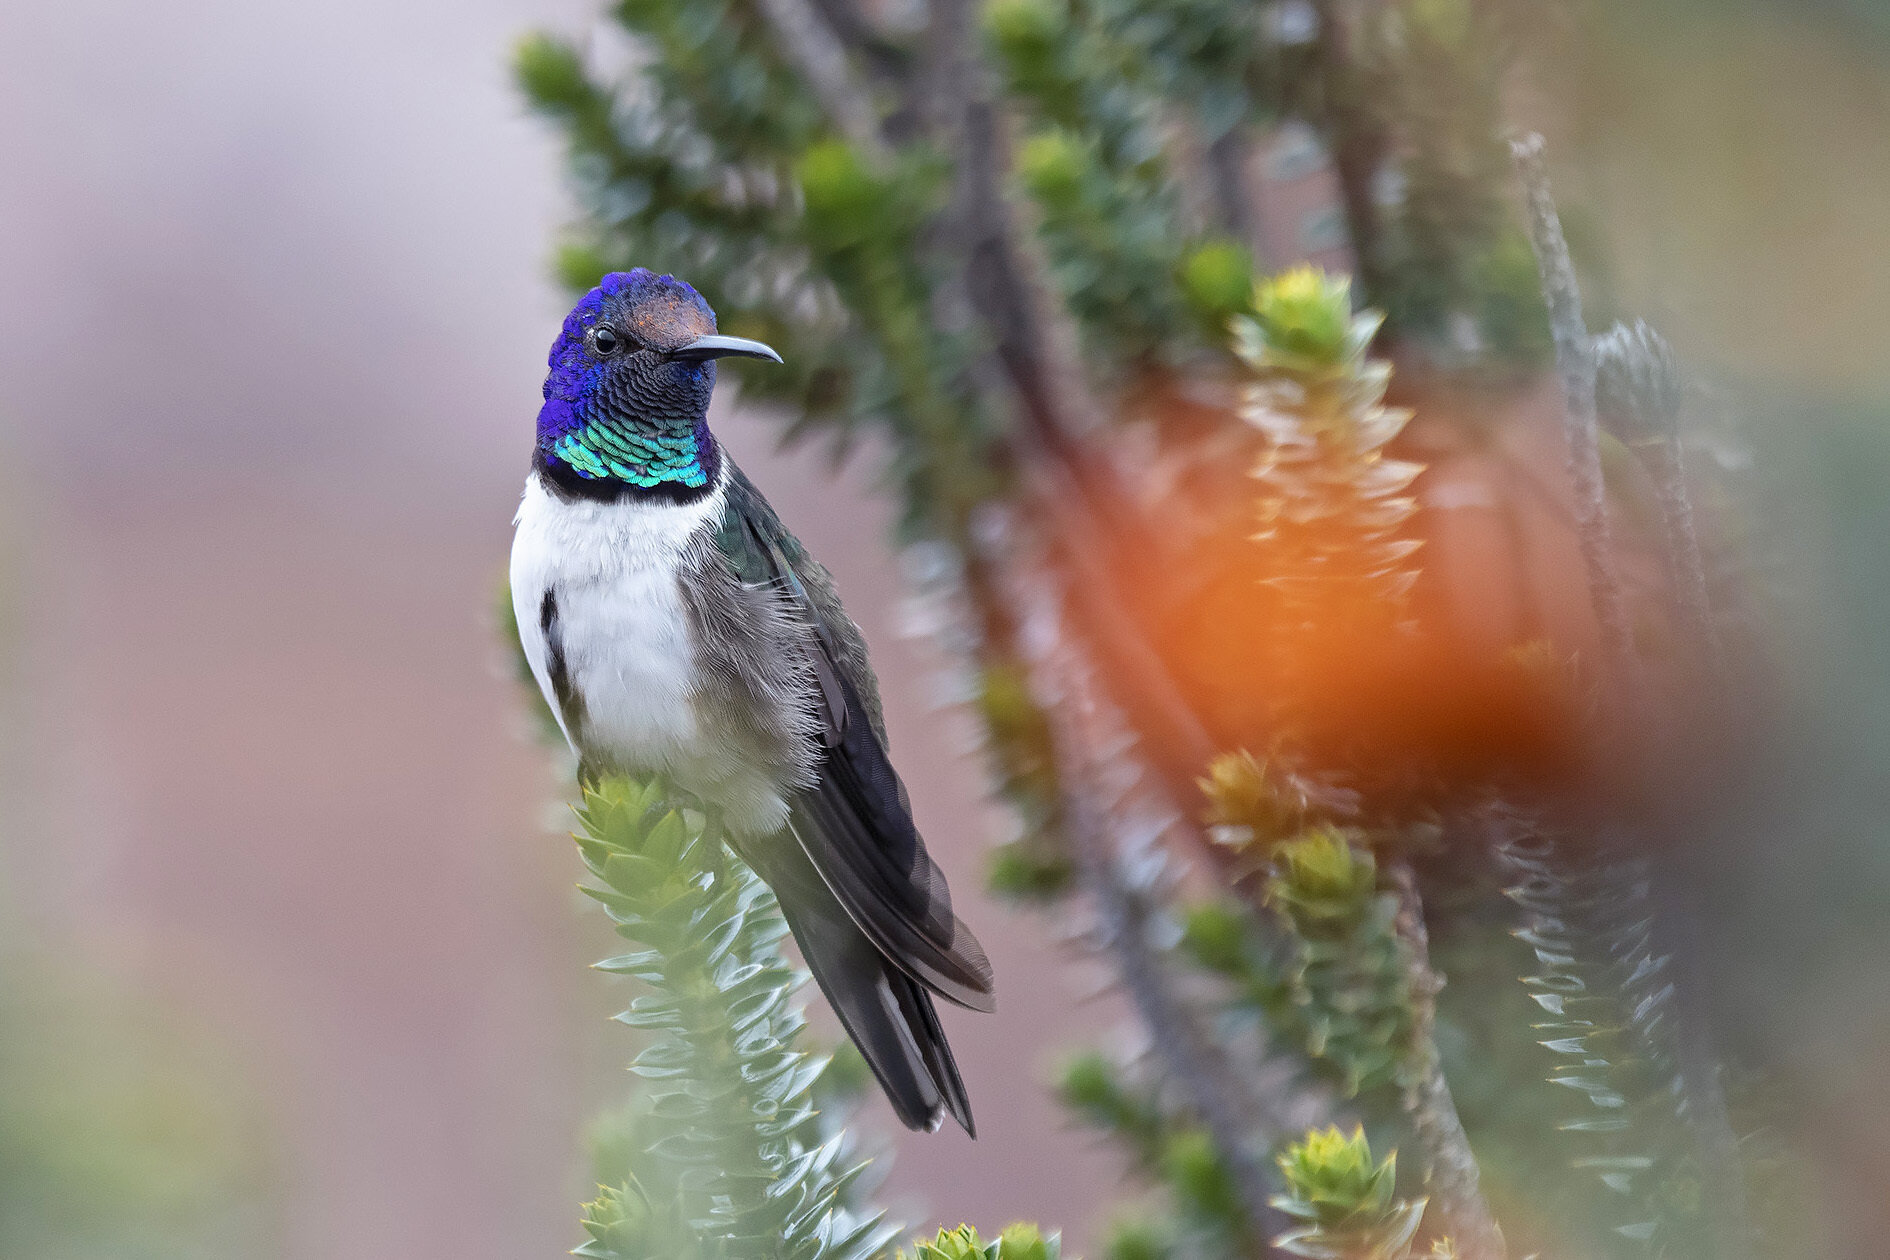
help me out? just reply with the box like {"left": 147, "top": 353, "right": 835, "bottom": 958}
{"left": 510, "top": 269, "right": 994, "bottom": 1134}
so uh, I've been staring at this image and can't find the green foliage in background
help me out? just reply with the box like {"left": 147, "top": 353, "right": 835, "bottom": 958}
{"left": 988, "top": 0, "right": 1200, "bottom": 366}
{"left": 978, "top": 662, "right": 1074, "bottom": 902}
{"left": 1056, "top": 1050, "right": 1252, "bottom": 1260}
{"left": 1372, "top": 0, "right": 1546, "bottom": 366}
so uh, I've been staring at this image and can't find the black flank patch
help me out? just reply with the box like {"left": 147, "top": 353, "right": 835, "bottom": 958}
{"left": 539, "top": 587, "right": 588, "bottom": 744}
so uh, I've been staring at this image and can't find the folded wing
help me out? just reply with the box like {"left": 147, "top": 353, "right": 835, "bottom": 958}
{"left": 716, "top": 466, "right": 995, "bottom": 1132}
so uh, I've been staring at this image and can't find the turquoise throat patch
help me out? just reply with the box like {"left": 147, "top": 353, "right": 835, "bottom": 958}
{"left": 552, "top": 418, "right": 710, "bottom": 488}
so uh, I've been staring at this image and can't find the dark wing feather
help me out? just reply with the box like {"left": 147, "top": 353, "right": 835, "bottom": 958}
{"left": 726, "top": 828, "right": 973, "bottom": 1134}
{"left": 787, "top": 671, "right": 995, "bottom": 1010}
{"left": 717, "top": 465, "right": 995, "bottom": 1013}
{"left": 714, "top": 464, "right": 991, "bottom": 1134}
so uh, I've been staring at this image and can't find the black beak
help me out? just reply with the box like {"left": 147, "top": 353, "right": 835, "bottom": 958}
{"left": 670, "top": 334, "right": 783, "bottom": 364}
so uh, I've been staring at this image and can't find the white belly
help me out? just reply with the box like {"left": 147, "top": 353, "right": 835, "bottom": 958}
{"left": 509, "top": 472, "right": 791, "bottom": 834}
{"left": 559, "top": 543, "right": 703, "bottom": 758}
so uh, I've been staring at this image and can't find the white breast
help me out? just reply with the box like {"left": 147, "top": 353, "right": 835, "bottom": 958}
{"left": 509, "top": 472, "right": 726, "bottom": 770}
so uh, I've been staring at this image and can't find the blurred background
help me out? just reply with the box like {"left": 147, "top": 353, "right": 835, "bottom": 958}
{"left": 4, "top": 0, "right": 1890, "bottom": 1258}
{"left": 0, "top": 0, "right": 1137, "bottom": 1255}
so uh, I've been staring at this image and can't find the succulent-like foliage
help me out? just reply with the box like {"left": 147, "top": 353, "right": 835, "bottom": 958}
{"left": 901, "top": 1223, "right": 1063, "bottom": 1260}
{"left": 992, "top": 1223, "right": 1062, "bottom": 1260}
{"left": 1090, "top": 0, "right": 1276, "bottom": 146}
{"left": 1271, "top": 828, "right": 1380, "bottom": 923}
{"left": 1200, "top": 748, "right": 1293, "bottom": 844}
{"left": 1055, "top": 1049, "right": 1253, "bottom": 1257}
{"left": 1177, "top": 898, "right": 1277, "bottom": 993}
{"left": 571, "top": 777, "right": 897, "bottom": 1260}
{"left": 1013, "top": 126, "right": 1195, "bottom": 368}
{"left": 1233, "top": 268, "right": 1425, "bottom": 635}
{"left": 791, "top": 137, "right": 1002, "bottom": 523}
{"left": 1495, "top": 810, "right": 1678, "bottom": 1255}
{"left": 1183, "top": 816, "right": 1423, "bottom": 1105}
{"left": 1178, "top": 239, "right": 1259, "bottom": 336}
{"left": 1100, "top": 1218, "right": 1173, "bottom": 1260}
{"left": 985, "top": 836, "right": 1078, "bottom": 901}
{"left": 1058, "top": 1050, "right": 1172, "bottom": 1170}
{"left": 979, "top": 662, "right": 1075, "bottom": 900}
{"left": 988, "top": 0, "right": 1198, "bottom": 367}
{"left": 1266, "top": 831, "right": 1416, "bottom": 1095}
{"left": 1271, "top": 1126, "right": 1428, "bottom": 1260}
{"left": 1198, "top": 747, "right": 1361, "bottom": 854}
{"left": 1372, "top": 0, "right": 1535, "bottom": 365}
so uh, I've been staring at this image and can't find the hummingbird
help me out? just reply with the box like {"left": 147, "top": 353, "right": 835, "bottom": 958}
{"left": 510, "top": 269, "right": 994, "bottom": 1134}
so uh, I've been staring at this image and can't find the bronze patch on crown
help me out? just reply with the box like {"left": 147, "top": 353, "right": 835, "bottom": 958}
{"left": 628, "top": 285, "right": 716, "bottom": 349}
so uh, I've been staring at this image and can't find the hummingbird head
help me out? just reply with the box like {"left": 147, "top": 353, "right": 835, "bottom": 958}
{"left": 535, "top": 269, "right": 780, "bottom": 496}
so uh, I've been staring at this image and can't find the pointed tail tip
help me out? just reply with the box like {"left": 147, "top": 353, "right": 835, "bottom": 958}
{"left": 917, "top": 1100, "right": 975, "bottom": 1138}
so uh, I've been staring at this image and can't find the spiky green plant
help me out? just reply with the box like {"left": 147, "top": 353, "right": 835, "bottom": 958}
{"left": 987, "top": 0, "right": 1198, "bottom": 368}
{"left": 1198, "top": 747, "right": 1361, "bottom": 855}
{"left": 1055, "top": 1049, "right": 1251, "bottom": 1254}
{"left": 1180, "top": 838, "right": 1425, "bottom": 1151}
{"left": 570, "top": 777, "right": 897, "bottom": 1260}
{"left": 1272, "top": 1126, "right": 1428, "bottom": 1260}
{"left": 901, "top": 1223, "right": 1063, "bottom": 1260}
{"left": 1266, "top": 831, "right": 1415, "bottom": 1096}
{"left": 1494, "top": 810, "right": 1676, "bottom": 1256}
{"left": 1233, "top": 267, "right": 1425, "bottom": 623}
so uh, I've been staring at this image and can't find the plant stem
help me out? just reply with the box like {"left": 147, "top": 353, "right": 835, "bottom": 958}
{"left": 753, "top": 0, "right": 890, "bottom": 163}
{"left": 929, "top": 0, "right": 1226, "bottom": 789}
{"left": 997, "top": 516, "right": 1336, "bottom": 1250}
{"left": 1388, "top": 860, "right": 1507, "bottom": 1260}
{"left": 1205, "top": 127, "right": 1260, "bottom": 255}
{"left": 1310, "top": 0, "right": 1391, "bottom": 304}
{"left": 1594, "top": 319, "right": 1720, "bottom": 672}
{"left": 1641, "top": 438, "right": 1721, "bottom": 670}
{"left": 1510, "top": 133, "right": 1636, "bottom": 696}
{"left": 1515, "top": 145, "right": 1753, "bottom": 1258}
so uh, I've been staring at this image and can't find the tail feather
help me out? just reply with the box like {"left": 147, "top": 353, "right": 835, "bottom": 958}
{"left": 787, "top": 901, "right": 974, "bottom": 1135}
{"left": 731, "top": 832, "right": 976, "bottom": 1136}
{"left": 889, "top": 966, "right": 974, "bottom": 1135}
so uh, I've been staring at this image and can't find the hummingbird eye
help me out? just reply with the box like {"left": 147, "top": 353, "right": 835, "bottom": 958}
{"left": 588, "top": 326, "right": 625, "bottom": 357}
